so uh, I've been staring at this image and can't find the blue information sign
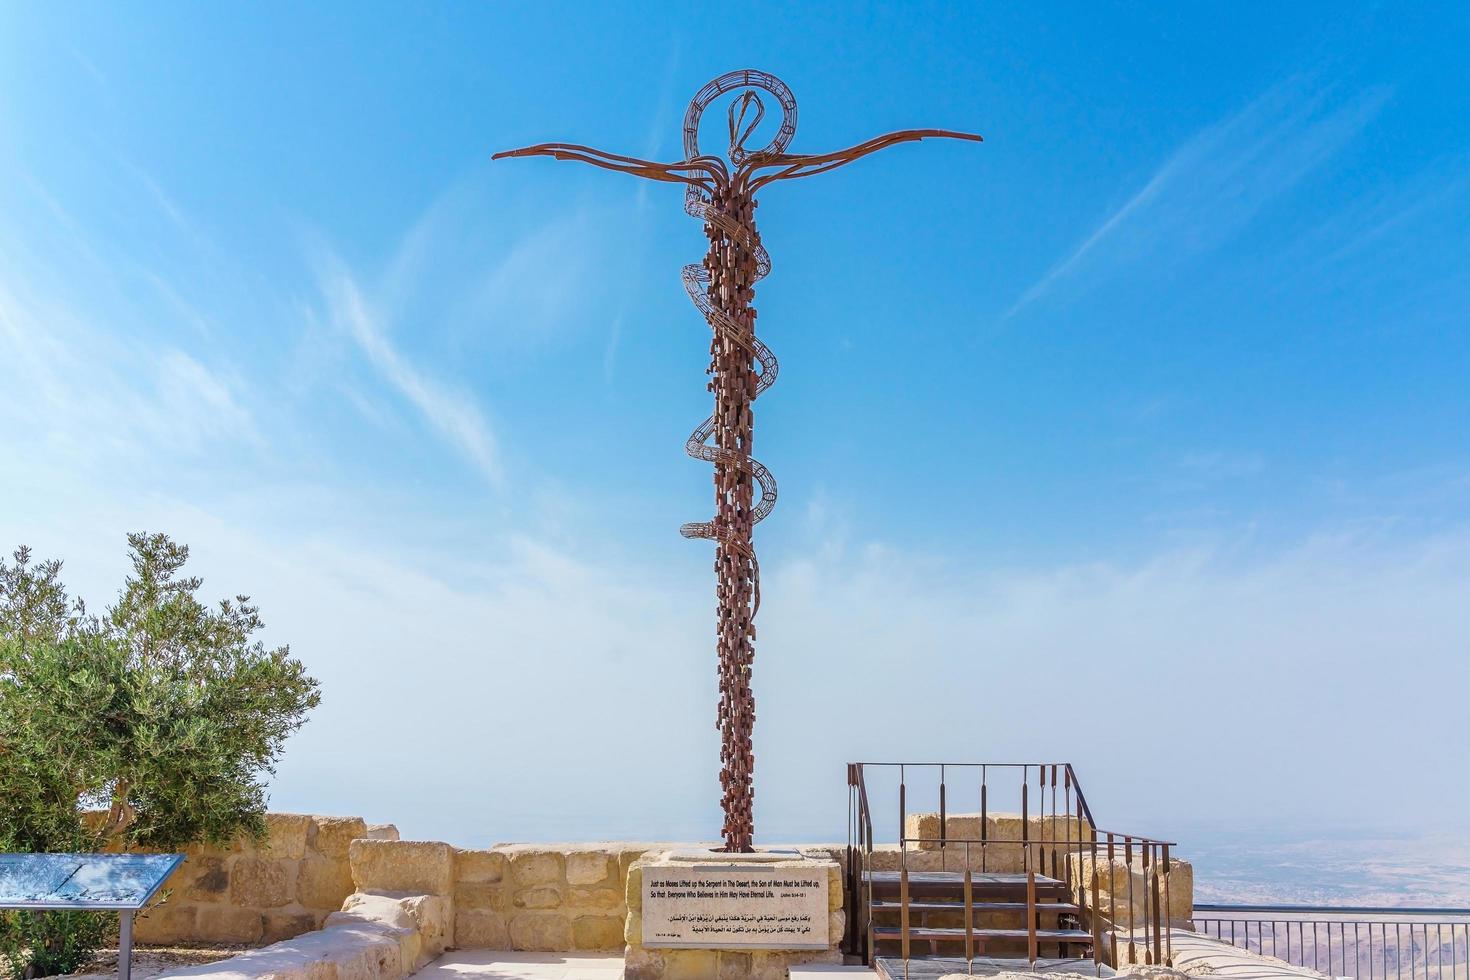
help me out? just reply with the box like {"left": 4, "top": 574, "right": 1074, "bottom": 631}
{"left": 0, "top": 853, "right": 185, "bottom": 980}
{"left": 0, "top": 853, "right": 183, "bottom": 910}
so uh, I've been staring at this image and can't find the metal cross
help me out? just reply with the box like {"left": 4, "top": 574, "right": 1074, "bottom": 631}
{"left": 497, "top": 69, "right": 980, "bottom": 852}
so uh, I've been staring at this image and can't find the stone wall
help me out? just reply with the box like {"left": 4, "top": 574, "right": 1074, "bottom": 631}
{"left": 135, "top": 814, "right": 1193, "bottom": 970}
{"left": 448, "top": 842, "right": 660, "bottom": 953}
{"left": 135, "top": 814, "right": 398, "bottom": 945}
{"left": 899, "top": 811, "right": 1094, "bottom": 872}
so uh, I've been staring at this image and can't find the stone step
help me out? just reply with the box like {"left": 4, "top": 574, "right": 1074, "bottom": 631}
{"left": 870, "top": 900, "right": 1079, "bottom": 913}
{"left": 871, "top": 925, "right": 1095, "bottom": 944}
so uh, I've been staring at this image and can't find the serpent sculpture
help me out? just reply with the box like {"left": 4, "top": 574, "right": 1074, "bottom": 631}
{"left": 495, "top": 69, "right": 979, "bottom": 852}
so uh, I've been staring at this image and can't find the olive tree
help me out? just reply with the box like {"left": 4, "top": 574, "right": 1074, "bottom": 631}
{"left": 0, "top": 534, "right": 321, "bottom": 978}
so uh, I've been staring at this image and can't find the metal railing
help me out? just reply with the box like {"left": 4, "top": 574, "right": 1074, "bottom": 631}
{"left": 847, "top": 762, "right": 1180, "bottom": 973}
{"left": 1194, "top": 904, "right": 1470, "bottom": 980}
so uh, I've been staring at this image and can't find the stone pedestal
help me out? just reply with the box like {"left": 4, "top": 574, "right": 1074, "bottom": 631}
{"left": 624, "top": 848, "right": 844, "bottom": 980}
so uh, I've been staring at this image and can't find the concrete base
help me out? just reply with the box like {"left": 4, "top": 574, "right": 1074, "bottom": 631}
{"left": 624, "top": 848, "right": 846, "bottom": 980}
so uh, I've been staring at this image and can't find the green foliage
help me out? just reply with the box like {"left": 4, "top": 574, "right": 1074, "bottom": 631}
{"left": 0, "top": 911, "right": 109, "bottom": 980}
{"left": 0, "top": 534, "right": 321, "bottom": 978}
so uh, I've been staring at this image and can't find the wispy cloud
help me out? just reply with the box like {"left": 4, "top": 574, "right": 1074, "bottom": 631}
{"left": 1281, "top": 154, "right": 1470, "bottom": 279}
{"left": 1005, "top": 78, "right": 1392, "bottom": 319}
{"left": 0, "top": 280, "right": 257, "bottom": 462}
{"left": 317, "top": 259, "right": 503, "bottom": 487}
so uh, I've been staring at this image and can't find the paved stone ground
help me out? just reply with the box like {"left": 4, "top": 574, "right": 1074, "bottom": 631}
{"left": 405, "top": 935, "right": 1329, "bottom": 980}
{"left": 874, "top": 958, "right": 1114, "bottom": 979}
{"left": 406, "top": 951, "right": 874, "bottom": 979}
{"left": 410, "top": 951, "right": 624, "bottom": 980}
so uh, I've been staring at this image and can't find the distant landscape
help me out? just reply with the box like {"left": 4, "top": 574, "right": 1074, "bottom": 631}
{"left": 1185, "top": 831, "right": 1470, "bottom": 907}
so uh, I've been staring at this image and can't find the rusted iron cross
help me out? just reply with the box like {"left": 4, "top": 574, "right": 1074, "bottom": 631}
{"left": 496, "top": 69, "right": 979, "bottom": 852}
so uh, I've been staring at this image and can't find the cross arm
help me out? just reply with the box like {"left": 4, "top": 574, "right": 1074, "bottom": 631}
{"left": 493, "top": 142, "right": 723, "bottom": 190}
{"left": 746, "top": 128, "right": 981, "bottom": 190}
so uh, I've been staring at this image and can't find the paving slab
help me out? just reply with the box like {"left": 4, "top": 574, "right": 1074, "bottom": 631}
{"left": 411, "top": 951, "right": 624, "bottom": 980}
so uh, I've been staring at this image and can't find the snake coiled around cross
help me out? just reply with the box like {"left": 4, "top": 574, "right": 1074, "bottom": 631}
{"left": 675, "top": 72, "right": 797, "bottom": 617}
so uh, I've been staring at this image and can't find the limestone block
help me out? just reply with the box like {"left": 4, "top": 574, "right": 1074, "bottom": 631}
{"left": 134, "top": 903, "right": 197, "bottom": 944}
{"left": 750, "top": 950, "right": 795, "bottom": 980}
{"left": 904, "top": 812, "right": 941, "bottom": 849}
{"left": 182, "top": 840, "right": 226, "bottom": 862}
{"left": 944, "top": 839, "right": 1024, "bottom": 873}
{"left": 662, "top": 949, "right": 717, "bottom": 980}
{"left": 864, "top": 845, "right": 945, "bottom": 872}
{"left": 302, "top": 959, "right": 341, "bottom": 980}
{"left": 827, "top": 909, "right": 845, "bottom": 946}
{"left": 571, "top": 913, "right": 624, "bottom": 950}
{"left": 1053, "top": 813, "right": 1094, "bottom": 841}
{"left": 313, "top": 816, "right": 370, "bottom": 860}
{"left": 299, "top": 854, "right": 357, "bottom": 910}
{"left": 796, "top": 845, "right": 844, "bottom": 870}
{"left": 324, "top": 892, "right": 424, "bottom": 971}
{"left": 219, "top": 831, "right": 259, "bottom": 858}
{"left": 1166, "top": 858, "right": 1194, "bottom": 922}
{"left": 364, "top": 824, "right": 401, "bottom": 841}
{"left": 1073, "top": 851, "right": 1193, "bottom": 927}
{"left": 350, "top": 839, "right": 454, "bottom": 896}
{"left": 624, "top": 909, "right": 642, "bottom": 946}
{"left": 454, "top": 881, "right": 508, "bottom": 912}
{"left": 508, "top": 848, "right": 565, "bottom": 887}
{"left": 231, "top": 857, "right": 294, "bottom": 908}
{"left": 263, "top": 813, "right": 313, "bottom": 861}
{"left": 151, "top": 856, "right": 190, "bottom": 899}
{"left": 625, "top": 864, "right": 643, "bottom": 911}
{"left": 454, "top": 909, "right": 509, "bottom": 949}
{"left": 155, "top": 896, "right": 422, "bottom": 980}
{"left": 941, "top": 814, "right": 984, "bottom": 842}
{"left": 263, "top": 909, "right": 319, "bottom": 943}
{"left": 991, "top": 813, "right": 1028, "bottom": 843}
{"left": 618, "top": 846, "right": 653, "bottom": 888}
{"left": 567, "top": 886, "right": 621, "bottom": 911}
{"left": 777, "top": 949, "right": 843, "bottom": 969}
{"left": 196, "top": 905, "right": 266, "bottom": 943}
{"left": 330, "top": 892, "right": 417, "bottom": 932}
{"left": 903, "top": 848, "right": 947, "bottom": 873}
{"left": 716, "top": 950, "right": 750, "bottom": 980}
{"left": 624, "top": 947, "right": 663, "bottom": 980}
{"left": 565, "top": 849, "right": 616, "bottom": 886}
{"left": 904, "top": 812, "right": 985, "bottom": 847}
{"left": 512, "top": 884, "right": 563, "bottom": 910}
{"left": 827, "top": 866, "right": 845, "bottom": 911}
{"left": 454, "top": 849, "right": 507, "bottom": 883}
{"left": 508, "top": 910, "right": 571, "bottom": 951}
{"left": 181, "top": 855, "right": 231, "bottom": 903}
{"left": 398, "top": 895, "right": 451, "bottom": 957}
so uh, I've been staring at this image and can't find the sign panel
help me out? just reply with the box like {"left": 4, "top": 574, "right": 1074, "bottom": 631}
{"left": 641, "top": 865, "right": 828, "bottom": 950}
{"left": 0, "top": 853, "right": 184, "bottom": 910}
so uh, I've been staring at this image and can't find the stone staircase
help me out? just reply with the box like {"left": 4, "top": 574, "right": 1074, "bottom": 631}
{"left": 863, "top": 869, "right": 1094, "bottom": 962}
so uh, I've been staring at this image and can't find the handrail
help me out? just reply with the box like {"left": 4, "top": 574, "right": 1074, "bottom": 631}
{"left": 903, "top": 834, "right": 1179, "bottom": 848}
{"left": 1065, "top": 763, "right": 1096, "bottom": 830}
{"left": 846, "top": 760, "right": 1178, "bottom": 973}
{"left": 1196, "top": 903, "right": 1470, "bottom": 916}
{"left": 1193, "top": 904, "right": 1470, "bottom": 980}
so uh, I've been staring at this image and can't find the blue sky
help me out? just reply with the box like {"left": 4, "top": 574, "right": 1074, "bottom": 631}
{"left": 2, "top": 4, "right": 1468, "bottom": 851}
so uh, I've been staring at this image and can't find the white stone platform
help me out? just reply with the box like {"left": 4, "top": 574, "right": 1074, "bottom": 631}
{"left": 407, "top": 950, "right": 874, "bottom": 980}
{"left": 411, "top": 951, "right": 623, "bottom": 980}
{"left": 873, "top": 956, "right": 1113, "bottom": 979}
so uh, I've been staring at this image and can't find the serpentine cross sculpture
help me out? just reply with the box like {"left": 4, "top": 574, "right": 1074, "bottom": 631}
{"left": 496, "top": 69, "right": 980, "bottom": 852}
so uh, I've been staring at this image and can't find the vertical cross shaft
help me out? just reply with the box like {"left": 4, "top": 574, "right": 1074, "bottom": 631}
{"left": 708, "top": 184, "right": 759, "bottom": 851}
